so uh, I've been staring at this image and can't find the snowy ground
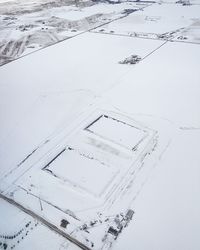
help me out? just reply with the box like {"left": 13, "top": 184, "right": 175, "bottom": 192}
{"left": 0, "top": 198, "right": 80, "bottom": 250}
{"left": 92, "top": 3, "right": 200, "bottom": 42}
{"left": 0, "top": 1, "right": 200, "bottom": 250}
{"left": 0, "top": 0, "right": 144, "bottom": 66}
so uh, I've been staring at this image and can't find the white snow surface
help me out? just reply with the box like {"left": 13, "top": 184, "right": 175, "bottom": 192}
{"left": 0, "top": 1, "right": 200, "bottom": 250}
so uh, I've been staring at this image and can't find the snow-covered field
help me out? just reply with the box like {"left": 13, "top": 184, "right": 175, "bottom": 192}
{"left": 0, "top": 0, "right": 143, "bottom": 65}
{"left": 92, "top": 3, "right": 200, "bottom": 42}
{"left": 0, "top": 198, "right": 79, "bottom": 250}
{"left": 0, "top": 0, "right": 200, "bottom": 250}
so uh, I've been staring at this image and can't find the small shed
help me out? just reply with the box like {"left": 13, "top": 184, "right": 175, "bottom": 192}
{"left": 125, "top": 209, "right": 134, "bottom": 221}
{"left": 60, "top": 219, "right": 69, "bottom": 228}
{"left": 108, "top": 227, "right": 119, "bottom": 237}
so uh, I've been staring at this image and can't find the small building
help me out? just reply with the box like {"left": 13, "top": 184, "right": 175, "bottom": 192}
{"left": 125, "top": 209, "right": 134, "bottom": 221}
{"left": 108, "top": 227, "right": 119, "bottom": 237}
{"left": 60, "top": 219, "right": 69, "bottom": 228}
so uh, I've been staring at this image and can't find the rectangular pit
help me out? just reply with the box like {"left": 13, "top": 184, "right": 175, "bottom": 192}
{"left": 85, "top": 115, "right": 147, "bottom": 150}
{"left": 43, "top": 147, "right": 119, "bottom": 197}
